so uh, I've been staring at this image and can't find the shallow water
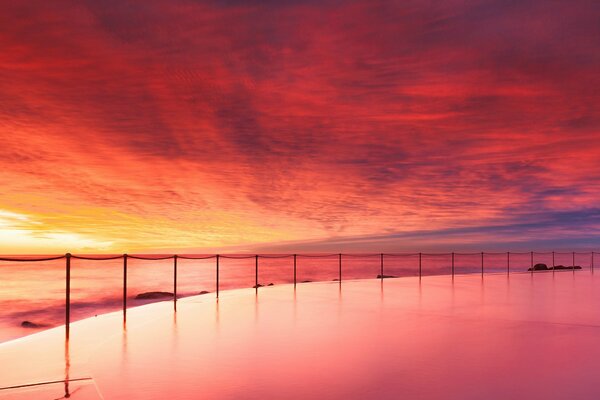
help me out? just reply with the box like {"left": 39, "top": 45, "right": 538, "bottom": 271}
{"left": 0, "top": 252, "right": 594, "bottom": 342}
{"left": 2, "top": 272, "right": 599, "bottom": 399}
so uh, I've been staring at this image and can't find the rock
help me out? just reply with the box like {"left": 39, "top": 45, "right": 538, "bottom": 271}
{"left": 21, "top": 321, "right": 47, "bottom": 328}
{"left": 199, "top": 290, "right": 210, "bottom": 295}
{"left": 267, "top": 283, "right": 274, "bottom": 286}
{"left": 253, "top": 284, "right": 264, "bottom": 289}
{"left": 551, "top": 265, "right": 582, "bottom": 270}
{"left": 377, "top": 274, "right": 396, "bottom": 279}
{"left": 302, "top": 280, "right": 312, "bottom": 283}
{"left": 135, "top": 291, "right": 174, "bottom": 300}
{"left": 527, "top": 263, "right": 548, "bottom": 271}
{"left": 333, "top": 278, "right": 340, "bottom": 281}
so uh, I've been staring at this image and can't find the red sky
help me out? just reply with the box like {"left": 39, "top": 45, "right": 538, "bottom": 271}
{"left": 0, "top": 0, "right": 599, "bottom": 253}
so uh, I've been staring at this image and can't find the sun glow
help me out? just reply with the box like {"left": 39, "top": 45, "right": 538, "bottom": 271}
{"left": 0, "top": 210, "right": 113, "bottom": 254}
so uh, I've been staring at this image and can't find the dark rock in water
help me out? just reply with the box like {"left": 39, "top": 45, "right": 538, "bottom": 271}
{"left": 302, "top": 280, "right": 312, "bottom": 283}
{"left": 267, "top": 283, "right": 274, "bottom": 286}
{"left": 377, "top": 274, "right": 396, "bottom": 279}
{"left": 21, "top": 321, "right": 47, "bottom": 328}
{"left": 199, "top": 290, "right": 210, "bottom": 295}
{"left": 333, "top": 278, "right": 340, "bottom": 281}
{"left": 135, "top": 291, "right": 174, "bottom": 300}
{"left": 551, "top": 265, "right": 582, "bottom": 270}
{"left": 253, "top": 284, "right": 264, "bottom": 289}
{"left": 527, "top": 263, "right": 548, "bottom": 271}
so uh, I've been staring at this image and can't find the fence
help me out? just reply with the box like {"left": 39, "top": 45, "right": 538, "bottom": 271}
{"left": 0, "top": 251, "right": 596, "bottom": 339}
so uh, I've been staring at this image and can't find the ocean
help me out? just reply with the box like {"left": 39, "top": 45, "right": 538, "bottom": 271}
{"left": 0, "top": 252, "right": 593, "bottom": 343}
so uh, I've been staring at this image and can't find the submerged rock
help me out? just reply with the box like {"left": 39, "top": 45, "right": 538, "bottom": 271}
{"left": 135, "top": 291, "right": 174, "bottom": 300}
{"left": 302, "top": 280, "right": 312, "bottom": 283}
{"left": 21, "top": 321, "right": 47, "bottom": 329}
{"left": 199, "top": 290, "right": 210, "bottom": 295}
{"left": 253, "top": 284, "right": 264, "bottom": 289}
{"left": 267, "top": 283, "right": 274, "bottom": 286}
{"left": 377, "top": 274, "right": 396, "bottom": 279}
{"left": 528, "top": 263, "right": 548, "bottom": 271}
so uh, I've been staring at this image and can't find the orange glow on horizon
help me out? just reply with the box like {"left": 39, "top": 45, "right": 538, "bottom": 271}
{"left": 1, "top": 1, "right": 599, "bottom": 253}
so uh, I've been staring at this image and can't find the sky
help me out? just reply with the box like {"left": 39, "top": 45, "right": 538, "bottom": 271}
{"left": 0, "top": 0, "right": 599, "bottom": 254}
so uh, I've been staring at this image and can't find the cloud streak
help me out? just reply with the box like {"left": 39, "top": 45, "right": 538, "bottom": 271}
{"left": 0, "top": 0, "right": 598, "bottom": 253}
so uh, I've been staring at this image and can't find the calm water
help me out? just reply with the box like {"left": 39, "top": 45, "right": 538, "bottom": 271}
{"left": 0, "top": 252, "right": 593, "bottom": 343}
{"left": 4, "top": 272, "right": 599, "bottom": 399}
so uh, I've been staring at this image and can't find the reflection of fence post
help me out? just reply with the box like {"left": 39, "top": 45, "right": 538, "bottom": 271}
{"left": 216, "top": 255, "right": 220, "bottom": 299}
{"left": 65, "top": 253, "right": 71, "bottom": 340}
{"left": 255, "top": 255, "right": 259, "bottom": 289}
{"left": 419, "top": 252, "right": 422, "bottom": 280}
{"left": 380, "top": 253, "right": 384, "bottom": 279}
{"left": 293, "top": 254, "right": 297, "bottom": 287}
{"left": 507, "top": 252, "right": 510, "bottom": 275}
{"left": 338, "top": 253, "right": 342, "bottom": 282}
{"left": 123, "top": 254, "right": 128, "bottom": 323}
{"left": 530, "top": 252, "right": 533, "bottom": 275}
{"left": 481, "top": 252, "right": 484, "bottom": 277}
{"left": 451, "top": 252, "right": 454, "bottom": 278}
{"left": 173, "top": 255, "right": 178, "bottom": 311}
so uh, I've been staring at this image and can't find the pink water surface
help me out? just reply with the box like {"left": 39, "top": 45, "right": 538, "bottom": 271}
{"left": 1, "top": 271, "right": 599, "bottom": 399}
{"left": 0, "top": 253, "right": 593, "bottom": 342}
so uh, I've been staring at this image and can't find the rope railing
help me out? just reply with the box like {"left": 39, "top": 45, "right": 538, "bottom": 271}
{"left": 256, "top": 254, "right": 294, "bottom": 259}
{"left": 127, "top": 255, "right": 175, "bottom": 260}
{"left": 219, "top": 254, "right": 258, "bottom": 259}
{"left": 0, "top": 250, "right": 596, "bottom": 341}
{"left": 1, "top": 251, "right": 596, "bottom": 262}
{"left": 70, "top": 255, "right": 124, "bottom": 261}
{"left": 177, "top": 255, "right": 217, "bottom": 260}
{"left": 0, "top": 255, "right": 66, "bottom": 262}
{"left": 296, "top": 253, "right": 340, "bottom": 258}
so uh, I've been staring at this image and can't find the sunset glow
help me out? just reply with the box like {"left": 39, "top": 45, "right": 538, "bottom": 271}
{"left": 1, "top": 0, "right": 599, "bottom": 253}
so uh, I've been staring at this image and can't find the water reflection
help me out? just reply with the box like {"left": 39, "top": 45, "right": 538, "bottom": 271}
{"left": 254, "top": 291, "right": 259, "bottom": 325}
{"left": 215, "top": 299, "right": 220, "bottom": 333}
{"left": 292, "top": 288, "right": 297, "bottom": 326}
{"left": 62, "top": 338, "right": 70, "bottom": 399}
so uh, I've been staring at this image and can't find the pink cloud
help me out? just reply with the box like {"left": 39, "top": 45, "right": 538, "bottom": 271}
{"left": 0, "top": 0, "right": 598, "bottom": 252}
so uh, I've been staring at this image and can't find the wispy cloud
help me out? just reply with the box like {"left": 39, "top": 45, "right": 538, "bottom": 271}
{"left": 0, "top": 0, "right": 598, "bottom": 252}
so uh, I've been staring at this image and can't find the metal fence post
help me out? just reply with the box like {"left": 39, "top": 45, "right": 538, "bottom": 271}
{"left": 530, "top": 251, "right": 534, "bottom": 275}
{"left": 481, "top": 252, "right": 484, "bottom": 277}
{"left": 552, "top": 251, "right": 555, "bottom": 276}
{"left": 451, "top": 252, "right": 454, "bottom": 278}
{"left": 255, "top": 255, "right": 259, "bottom": 289}
{"left": 123, "top": 254, "right": 128, "bottom": 323}
{"left": 338, "top": 253, "right": 342, "bottom": 282}
{"left": 65, "top": 253, "right": 71, "bottom": 339}
{"left": 592, "top": 251, "right": 595, "bottom": 274}
{"left": 507, "top": 251, "right": 510, "bottom": 275}
{"left": 173, "top": 255, "right": 178, "bottom": 311}
{"left": 216, "top": 254, "right": 220, "bottom": 299}
{"left": 293, "top": 254, "right": 297, "bottom": 287}
{"left": 573, "top": 251, "right": 576, "bottom": 275}
{"left": 419, "top": 252, "right": 422, "bottom": 280}
{"left": 380, "top": 253, "right": 384, "bottom": 279}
